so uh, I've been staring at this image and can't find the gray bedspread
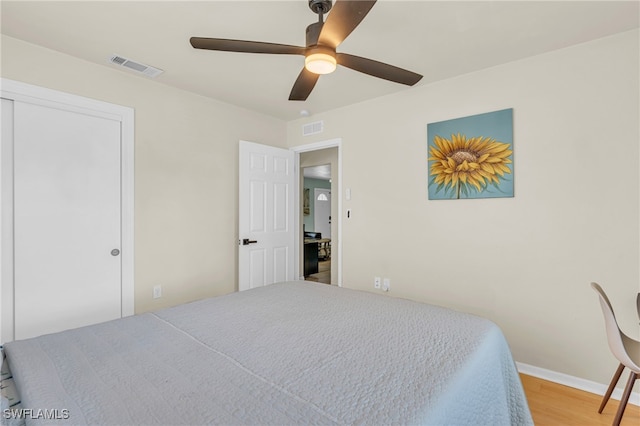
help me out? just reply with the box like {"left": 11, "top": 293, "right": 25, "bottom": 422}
{"left": 3, "top": 281, "right": 532, "bottom": 425}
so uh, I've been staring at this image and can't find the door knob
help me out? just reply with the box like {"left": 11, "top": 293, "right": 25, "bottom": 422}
{"left": 111, "top": 249, "right": 120, "bottom": 256}
{"left": 242, "top": 239, "right": 258, "bottom": 246}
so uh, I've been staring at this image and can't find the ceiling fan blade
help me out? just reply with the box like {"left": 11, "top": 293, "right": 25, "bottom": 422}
{"left": 337, "top": 53, "right": 423, "bottom": 86}
{"left": 190, "top": 37, "right": 306, "bottom": 55}
{"left": 318, "top": 0, "right": 377, "bottom": 49}
{"left": 289, "top": 68, "right": 320, "bottom": 101}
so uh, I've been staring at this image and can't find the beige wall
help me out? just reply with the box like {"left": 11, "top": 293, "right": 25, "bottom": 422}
{"left": 1, "top": 35, "right": 287, "bottom": 314}
{"left": 287, "top": 30, "right": 640, "bottom": 386}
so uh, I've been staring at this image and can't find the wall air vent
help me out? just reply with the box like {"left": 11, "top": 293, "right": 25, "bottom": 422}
{"left": 302, "top": 120, "right": 324, "bottom": 136}
{"left": 108, "top": 55, "right": 163, "bottom": 78}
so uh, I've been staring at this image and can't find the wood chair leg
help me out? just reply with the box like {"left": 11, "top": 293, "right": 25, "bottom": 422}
{"left": 612, "top": 371, "right": 638, "bottom": 426}
{"left": 599, "top": 363, "right": 625, "bottom": 413}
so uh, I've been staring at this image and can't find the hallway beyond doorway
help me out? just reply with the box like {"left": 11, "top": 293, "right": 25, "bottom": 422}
{"left": 305, "top": 259, "right": 331, "bottom": 284}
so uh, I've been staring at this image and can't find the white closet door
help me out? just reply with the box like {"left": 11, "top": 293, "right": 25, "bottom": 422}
{"left": 13, "top": 101, "right": 122, "bottom": 340}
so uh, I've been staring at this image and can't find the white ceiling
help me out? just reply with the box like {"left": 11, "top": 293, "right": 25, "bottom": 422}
{"left": 2, "top": 1, "right": 638, "bottom": 121}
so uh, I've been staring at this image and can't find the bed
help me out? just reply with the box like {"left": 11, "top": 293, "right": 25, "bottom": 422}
{"left": 2, "top": 281, "right": 532, "bottom": 425}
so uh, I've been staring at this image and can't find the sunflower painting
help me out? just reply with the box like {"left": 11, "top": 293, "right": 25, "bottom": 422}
{"left": 428, "top": 109, "right": 513, "bottom": 200}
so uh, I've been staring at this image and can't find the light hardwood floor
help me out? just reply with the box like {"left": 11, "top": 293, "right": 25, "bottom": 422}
{"left": 305, "top": 259, "right": 331, "bottom": 284}
{"left": 521, "top": 373, "right": 640, "bottom": 425}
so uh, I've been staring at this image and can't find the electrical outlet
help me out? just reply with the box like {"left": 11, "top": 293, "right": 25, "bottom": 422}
{"left": 374, "top": 277, "right": 381, "bottom": 289}
{"left": 153, "top": 285, "right": 162, "bottom": 299}
{"left": 383, "top": 278, "right": 390, "bottom": 292}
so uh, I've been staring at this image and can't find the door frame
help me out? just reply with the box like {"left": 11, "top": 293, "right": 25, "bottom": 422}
{"left": 291, "top": 138, "right": 342, "bottom": 286}
{"left": 0, "top": 78, "right": 135, "bottom": 343}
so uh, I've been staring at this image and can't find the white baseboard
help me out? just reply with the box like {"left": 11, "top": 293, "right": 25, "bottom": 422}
{"left": 517, "top": 362, "right": 639, "bottom": 407}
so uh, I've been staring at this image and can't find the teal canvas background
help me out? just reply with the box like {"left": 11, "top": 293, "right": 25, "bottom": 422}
{"left": 427, "top": 108, "right": 514, "bottom": 200}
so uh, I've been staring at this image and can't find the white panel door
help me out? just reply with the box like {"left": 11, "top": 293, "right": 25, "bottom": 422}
{"left": 239, "top": 141, "right": 295, "bottom": 291}
{"left": 13, "top": 101, "right": 122, "bottom": 340}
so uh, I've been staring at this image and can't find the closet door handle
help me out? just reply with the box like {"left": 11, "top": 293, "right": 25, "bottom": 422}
{"left": 242, "top": 239, "right": 258, "bottom": 246}
{"left": 111, "top": 249, "right": 120, "bottom": 256}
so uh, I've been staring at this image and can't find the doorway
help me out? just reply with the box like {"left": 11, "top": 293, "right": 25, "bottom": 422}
{"left": 298, "top": 143, "right": 339, "bottom": 284}
{"left": 292, "top": 139, "right": 342, "bottom": 286}
{"left": 302, "top": 165, "right": 332, "bottom": 284}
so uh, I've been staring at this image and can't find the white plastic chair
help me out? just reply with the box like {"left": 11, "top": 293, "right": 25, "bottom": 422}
{"left": 591, "top": 282, "right": 640, "bottom": 426}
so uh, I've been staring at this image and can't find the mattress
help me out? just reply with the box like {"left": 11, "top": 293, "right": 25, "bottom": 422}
{"left": 3, "top": 281, "right": 532, "bottom": 425}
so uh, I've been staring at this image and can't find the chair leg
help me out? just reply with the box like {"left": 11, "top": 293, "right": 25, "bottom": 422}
{"left": 612, "top": 371, "right": 638, "bottom": 426}
{"left": 599, "top": 363, "right": 625, "bottom": 413}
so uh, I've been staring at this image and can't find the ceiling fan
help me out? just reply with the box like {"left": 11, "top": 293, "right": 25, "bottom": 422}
{"left": 190, "top": 0, "right": 423, "bottom": 101}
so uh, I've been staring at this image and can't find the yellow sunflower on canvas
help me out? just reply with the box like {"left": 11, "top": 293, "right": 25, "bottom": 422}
{"left": 429, "top": 133, "right": 512, "bottom": 199}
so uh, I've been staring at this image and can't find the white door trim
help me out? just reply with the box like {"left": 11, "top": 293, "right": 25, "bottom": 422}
{"left": 291, "top": 138, "right": 342, "bottom": 286}
{"left": 0, "top": 78, "right": 134, "bottom": 343}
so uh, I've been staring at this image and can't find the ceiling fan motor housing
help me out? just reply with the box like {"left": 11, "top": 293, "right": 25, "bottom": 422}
{"left": 309, "top": 0, "right": 332, "bottom": 15}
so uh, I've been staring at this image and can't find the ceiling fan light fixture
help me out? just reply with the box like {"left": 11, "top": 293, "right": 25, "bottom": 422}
{"left": 305, "top": 49, "right": 337, "bottom": 75}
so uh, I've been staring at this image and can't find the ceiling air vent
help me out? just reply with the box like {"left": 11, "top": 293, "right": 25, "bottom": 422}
{"left": 302, "top": 121, "right": 324, "bottom": 136}
{"left": 108, "top": 55, "right": 163, "bottom": 78}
